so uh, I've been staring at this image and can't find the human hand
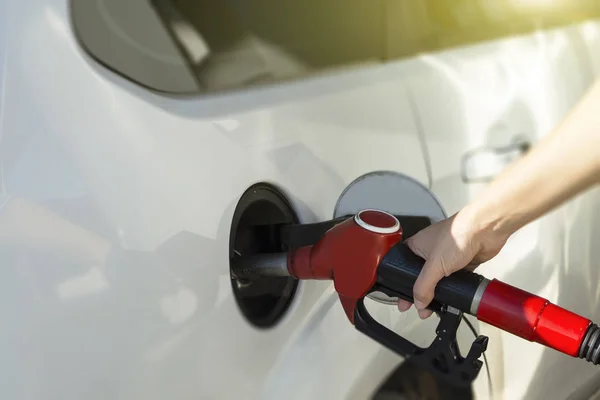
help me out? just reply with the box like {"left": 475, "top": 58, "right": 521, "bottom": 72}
{"left": 397, "top": 208, "right": 511, "bottom": 319}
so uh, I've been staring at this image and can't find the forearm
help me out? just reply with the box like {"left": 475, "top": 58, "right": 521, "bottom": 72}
{"left": 464, "top": 80, "right": 600, "bottom": 237}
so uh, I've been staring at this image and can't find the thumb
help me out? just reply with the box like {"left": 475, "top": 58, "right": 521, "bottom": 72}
{"left": 412, "top": 256, "right": 446, "bottom": 319}
{"left": 405, "top": 229, "right": 433, "bottom": 260}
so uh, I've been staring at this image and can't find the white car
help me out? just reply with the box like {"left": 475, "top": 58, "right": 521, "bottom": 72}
{"left": 2, "top": 1, "right": 600, "bottom": 399}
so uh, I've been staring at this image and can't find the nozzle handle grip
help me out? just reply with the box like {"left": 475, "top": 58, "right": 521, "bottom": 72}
{"left": 376, "top": 241, "right": 486, "bottom": 315}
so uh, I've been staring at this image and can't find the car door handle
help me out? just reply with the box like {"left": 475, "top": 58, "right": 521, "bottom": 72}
{"left": 461, "top": 136, "right": 531, "bottom": 183}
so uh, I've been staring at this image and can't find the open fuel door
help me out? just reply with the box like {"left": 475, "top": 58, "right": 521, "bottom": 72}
{"left": 280, "top": 170, "right": 446, "bottom": 249}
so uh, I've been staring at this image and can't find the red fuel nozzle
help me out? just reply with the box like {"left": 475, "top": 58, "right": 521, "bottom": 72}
{"left": 287, "top": 209, "right": 403, "bottom": 322}
{"left": 284, "top": 209, "right": 600, "bottom": 365}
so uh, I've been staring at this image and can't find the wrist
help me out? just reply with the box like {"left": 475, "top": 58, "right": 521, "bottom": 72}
{"left": 457, "top": 201, "right": 515, "bottom": 244}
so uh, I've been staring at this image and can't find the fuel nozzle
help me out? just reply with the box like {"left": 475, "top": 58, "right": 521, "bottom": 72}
{"left": 233, "top": 209, "right": 404, "bottom": 321}
{"left": 232, "top": 209, "right": 600, "bottom": 387}
{"left": 231, "top": 253, "right": 292, "bottom": 279}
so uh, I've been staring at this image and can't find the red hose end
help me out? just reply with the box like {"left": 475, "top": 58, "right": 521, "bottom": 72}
{"left": 477, "top": 279, "right": 591, "bottom": 357}
{"left": 535, "top": 303, "right": 591, "bottom": 357}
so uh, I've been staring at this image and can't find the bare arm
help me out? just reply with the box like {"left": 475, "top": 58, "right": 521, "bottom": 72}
{"left": 401, "top": 79, "right": 600, "bottom": 319}
{"left": 466, "top": 80, "right": 600, "bottom": 237}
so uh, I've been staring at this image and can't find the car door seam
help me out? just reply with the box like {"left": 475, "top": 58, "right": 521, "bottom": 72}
{"left": 404, "top": 82, "right": 433, "bottom": 190}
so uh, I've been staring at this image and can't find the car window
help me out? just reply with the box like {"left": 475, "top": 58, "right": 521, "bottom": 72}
{"left": 71, "top": 0, "right": 201, "bottom": 93}
{"left": 387, "top": 0, "right": 600, "bottom": 58}
{"left": 71, "top": 0, "right": 600, "bottom": 95}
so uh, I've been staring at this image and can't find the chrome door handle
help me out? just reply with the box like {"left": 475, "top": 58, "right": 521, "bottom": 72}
{"left": 461, "top": 136, "right": 531, "bottom": 183}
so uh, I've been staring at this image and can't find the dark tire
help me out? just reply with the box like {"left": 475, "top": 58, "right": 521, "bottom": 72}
{"left": 371, "top": 361, "right": 473, "bottom": 400}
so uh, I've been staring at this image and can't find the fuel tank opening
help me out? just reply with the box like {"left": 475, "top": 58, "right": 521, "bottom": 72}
{"left": 229, "top": 183, "right": 299, "bottom": 329}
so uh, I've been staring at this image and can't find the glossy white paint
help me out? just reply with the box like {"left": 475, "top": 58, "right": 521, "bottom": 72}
{"left": 0, "top": 1, "right": 441, "bottom": 400}
{"left": 405, "top": 23, "right": 600, "bottom": 400}
{"left": 2, "top": 1, "right": 600, "bottom": 399}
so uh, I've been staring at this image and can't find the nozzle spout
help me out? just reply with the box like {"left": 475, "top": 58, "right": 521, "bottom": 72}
{"left": 231, "top": 253, "right": 291, "bottom": 280}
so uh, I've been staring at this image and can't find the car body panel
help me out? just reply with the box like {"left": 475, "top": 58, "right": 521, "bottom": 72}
{"left": 2, "top": 1, "right": 600, "bottom": 399}
{"left": 0, "top": 1, "right": 450, "bottom": 400}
